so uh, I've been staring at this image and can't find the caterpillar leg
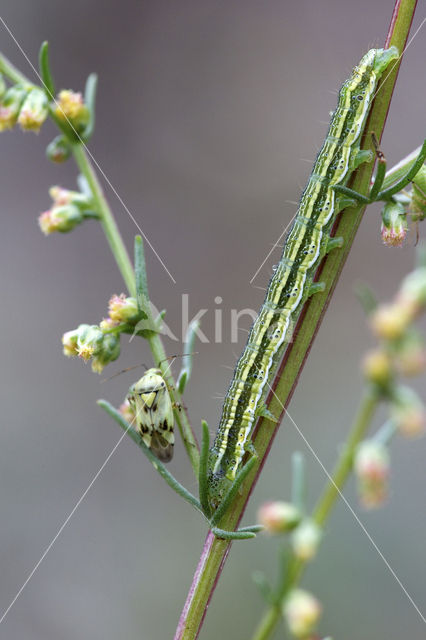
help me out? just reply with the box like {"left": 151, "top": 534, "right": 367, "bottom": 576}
{"left": 353, "top": 149, "right": 374, "bottom": 169}
{"left": 326, "top": 236, "right": 344, "bottom": 253}
{"left": 308, "top": 281, "right": 326, "bottom": 297}
{"left": 245, "top": 440, "right": 258, "bottom": 457}
{"left": 332, "top": 184, "right": 370, "bottom": 204}
{"left": 255, "top": 402, "right": 279, "bottom": 423}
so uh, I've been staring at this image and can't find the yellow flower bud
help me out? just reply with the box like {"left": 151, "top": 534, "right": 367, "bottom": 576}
{"left": 362, "top": 349, "right": 393, "bottom": 387}
{"left": 54, "top": 89, "right": 90, "bottom": 130}
{"left": 370, "top": 303, "right": 412, "bottom": 341}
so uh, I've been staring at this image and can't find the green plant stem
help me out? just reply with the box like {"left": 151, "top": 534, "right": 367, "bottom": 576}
{"left": 175, "top": 3, "right": 416, "bottom": 637}
{"left": 0, "top": 51, "right": 200, "bottom": 473}
{"left": 251, "top": 389, "right": 379, "bottom": 640}
{"left": 0, "top": 53, "right": 33, "bottom": 87}
{"left": 71, "top": 143, "right": 136, "bottom": 296}
{"left": 71, "top": 144, "right": 200, "bottom": 474}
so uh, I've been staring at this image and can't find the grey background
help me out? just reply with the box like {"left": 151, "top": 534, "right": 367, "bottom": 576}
{"left": 0, "top": 1, "right": 425, "bottom": 639}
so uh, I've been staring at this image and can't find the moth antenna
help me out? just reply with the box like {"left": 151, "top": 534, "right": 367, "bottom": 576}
{"left": 101, "top": 363, "right": 148, "bottom": 383}
{"left": 285, "top": 200, "right": 298, "bottom": 206}
{"left": 157, "top": 352, "right": 198, "bottom": 366}
{"left": 252, "top": 285, "right": 267, "bottom": 291}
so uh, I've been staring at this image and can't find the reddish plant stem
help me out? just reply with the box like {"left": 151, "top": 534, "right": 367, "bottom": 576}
{"left": 175, "top": 2, "right": 417, "bottom": 638}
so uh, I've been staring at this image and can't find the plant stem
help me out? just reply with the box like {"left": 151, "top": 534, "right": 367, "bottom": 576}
{"left": 251, "top": 389, "right": 379, "bottom": 640}
{"left": 0, "top": 53, "right": 33, "bottom": 87}
{"left": 174, "top": 2, "right": 417, "bottom": 637}
{"left": 71, "top": 143, "right": 136, "bottom": 296}
{"left": 0, "top": 50, "right": 200, "bottom": 473}
{"left": 71, "top": 143, "right": 200, "bottom": 473}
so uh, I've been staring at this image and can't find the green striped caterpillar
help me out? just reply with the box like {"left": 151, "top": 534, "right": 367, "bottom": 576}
{"left": 207, "top": 47, "right": 399, "bottom": 511}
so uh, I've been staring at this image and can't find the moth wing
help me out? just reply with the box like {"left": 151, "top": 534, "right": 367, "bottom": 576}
{"left": 150, "top": 431, "right": 174, "bottom": 463}
{"left": 127, "top": 391, "right": 154, "bottom": 449}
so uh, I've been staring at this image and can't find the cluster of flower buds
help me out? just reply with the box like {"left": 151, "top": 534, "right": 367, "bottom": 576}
{"left": 0, "top": 80, "right": 48, "bottom": 133}
{"left": 380, "top": 201, "right": 407, "bottom": 247}
{"left": 54, "top": 89, "right": 90, "bottom": 132}
{"left": 283, "top": 589, "right": 322, "bottom": 639}
{"left": 100, "top": 294, "right": 139, "bottom": 329}
{"left": 257, "top": 500, "right": 321, "bottom": 563}
{"left": 62, "top": 294, "right": 144, "bottom": 374}
{"left": 380, "top": 163, "right": 426, "bottom": 247}
{"left": 358, "top": 259, "right": 426, "bottom": 507}
{"left": 62, "top": 324, "right": 120, "bottom": 374}
{"left": 0, "top": 73, "right": 91, "bottom": 141}
{"left": 38, "top": 185, "right": 93, "bottom": 235}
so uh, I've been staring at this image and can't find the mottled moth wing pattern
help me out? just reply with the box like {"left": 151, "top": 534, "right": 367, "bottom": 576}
{"left": 127, "top": 368, "right": 175, "bottom": 462}
{"left": 207, "top": 47, "right": 399, "bottom": 510}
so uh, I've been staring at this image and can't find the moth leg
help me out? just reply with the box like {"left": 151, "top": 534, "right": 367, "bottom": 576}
{"left": 255, "top": 402, "right": 279, "bottom": 423}
{"left": 325, "top": 236, "right": 344, "bottom": 253}
{"left": 308, "top": 281, "right": 326, "bottom": 297}
{"left": 368, "top": 134, "right": 387, "bottom": 202}
{"left": 172, "top": 401, "right": 183, "bottom": 411}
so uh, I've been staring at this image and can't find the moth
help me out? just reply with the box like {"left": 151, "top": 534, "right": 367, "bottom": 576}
{"left": 207, "top": 46, "right": 399, "bottom": 510}
{"left": 127, "top": 368, "right": 175, "bottom": 462}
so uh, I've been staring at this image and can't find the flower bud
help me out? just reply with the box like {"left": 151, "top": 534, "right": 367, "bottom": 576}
{"left": 75, "top": 324, "right": 104, "bottom": 361}
{"left": 0, "top": 84, "right": 27, "bottom": 131}
{"left": 119, "top": 398, "right": 136, "bottom": 424}
{"left": 390, "top": 386, "right": 425, "bottom": 438}
{"left": 99, "top": 317, "right": 119, "bottom": 331}
{"left": 370, "top": 303, "right": 413, "bottom": 341}
{"left": 354, "top": 440, "right": 390, "bottom": 509}
{"left": 291, "top": 520, "right": 321, "bottom": 562}
{"left": 17, "top": 87, "right": 48, "bottom": 132}
{"left": 257, "top": 501, "right": 301, "bottom": 534}
{"left": 46, "top": 135, "right": 71, "bottom": 163}
{"left": 362, "top": 349, "right": 393, "bottom": 387}
{"left": 380, "top": 201, "right": 407, "bottom": 247}
{"left": 54, "top": 89, "right": 90, "bottom": 130}
{"left": 283, "top": 589, "right": 322, "bottom": 638}
{"left": 91, "top": 333, "right": 120, "bottom": 373}
{"left": 49, "top": 185, "right": 90, "bottom": 208}
{"left": 38, "top": 203, "right": 84, "bottom": 235}
{"left": 108, "top": 294, "right": 139, "bottom": 324}
{"left": 62, "top": 329, "right": 80, "bottom": 357}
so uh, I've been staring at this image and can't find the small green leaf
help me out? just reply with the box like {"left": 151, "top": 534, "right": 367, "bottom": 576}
{"left": 38, "top": 41, "right": 55, "bottom": 99}
{"left": 82, "top": 73, "right": 97, "bottom": 141}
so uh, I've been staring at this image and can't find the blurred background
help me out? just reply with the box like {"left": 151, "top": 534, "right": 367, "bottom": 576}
{"left": 0, "top": 1, "right": 425, "bottom": 638}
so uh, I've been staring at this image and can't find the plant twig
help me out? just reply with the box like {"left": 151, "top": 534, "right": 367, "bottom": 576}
{"left": 174, "top": 3, "right": 417, "bottom": 637}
